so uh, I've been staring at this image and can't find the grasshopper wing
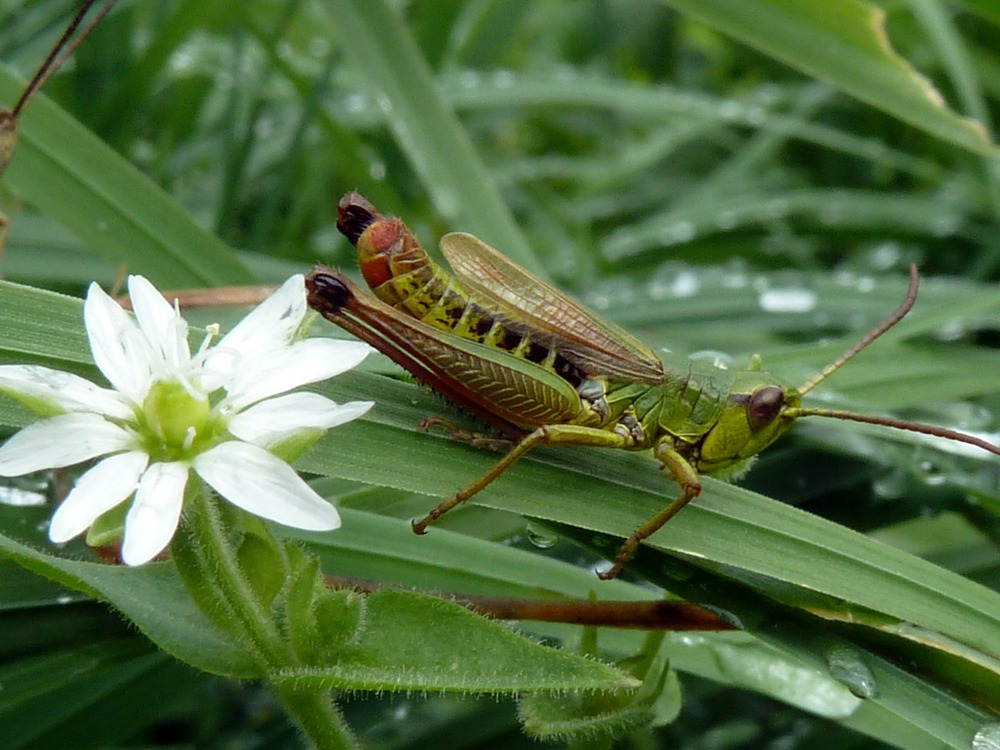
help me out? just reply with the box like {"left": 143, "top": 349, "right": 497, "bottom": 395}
{"left": 306, "top": 269, "right": 582, "bottom": 435}
{"left": 440, "top": 232, "right": 663, "bottom": 384}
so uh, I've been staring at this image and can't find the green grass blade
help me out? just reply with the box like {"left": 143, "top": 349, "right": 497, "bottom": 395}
{"left": 325, "top": 0, "right": 543, "bottom": 275}
{"left": 661, "top": 0, "right": 996, "bottom": 154}
{"left": 0, "top": 65, "right": 253, "bottom": 288}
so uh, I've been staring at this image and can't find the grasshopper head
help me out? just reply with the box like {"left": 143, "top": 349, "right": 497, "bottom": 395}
{"left": 697, "top": 371, "right": 801, "bottom": 476}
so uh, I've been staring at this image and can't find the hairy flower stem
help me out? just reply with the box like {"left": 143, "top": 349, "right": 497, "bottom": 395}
{"left": 274, "top": 683, "right": 359, "bottom": 750}
{"left": 179, "top": 490, "right": 290, "bottom": 663}
{"left": 178, "top": 492, "right": 359, "bottom": 749}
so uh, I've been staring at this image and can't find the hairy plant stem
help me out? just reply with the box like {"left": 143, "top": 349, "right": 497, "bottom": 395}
{"left": 180, "top": 491, "right": 359, "bottom": 750}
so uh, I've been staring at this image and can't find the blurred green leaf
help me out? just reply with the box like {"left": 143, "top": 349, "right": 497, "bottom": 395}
{"left": 661, "top": 0, "right": 997, "bottom": 154}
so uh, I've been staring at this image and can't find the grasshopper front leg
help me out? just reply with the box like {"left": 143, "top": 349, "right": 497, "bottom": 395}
{"left": 599, "top": 441, "right": 701, "bottom": 579}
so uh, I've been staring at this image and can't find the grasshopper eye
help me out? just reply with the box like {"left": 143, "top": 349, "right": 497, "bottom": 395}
{"left": 747, "top": 386, "right": 784, "bottom": 431}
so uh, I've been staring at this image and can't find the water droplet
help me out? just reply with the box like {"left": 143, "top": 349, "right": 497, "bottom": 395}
{"left": 650, "top": 269, "right": 699, "bottom": 299}
{"left": 721, "top": 271, "right": 749, "bottom": 288}
{"left": 872, "top": 468, "right": 907, "bottom": 499}
{"left": 973, "top": 724, "right": 1000, "bottom": 750}
{"left": 765, "top": 199, "right": 789, "bottom": 220}
{"left": 819, "top": 203, "right": 845, "bottom": 225}
{"left": 589, "top": 293, "right": 611, "bottom": 310}
{"left": 758, "top": 288, "right": 817, "bottom": 313}
{"left": 0, "top": 486, "right": 47, "bottom": 507}
{"left": 492, "top": 70, "right": 514, "bottom": 88}
{"left": 374, "top": 92, "right": 393, "bottom": 114}
{"left": 525, "top": 523, "right": 558, "bottom": 550}
{"left": 344, "top": 93, "right": 368, "bottom": 114}
{"left": 458, "top": 70, "right": 481, "bottom": 88}
{"left": 931, "top": 215, "right": 959, "bottom": 237}
{"left": 699, "top": 604, "right": 744, "bottom": 629}
{"left": 914, "top": 456, "right": 949, "bottom": 486}
{"left": 755, "top": 83, "right": 782, "bottom": 105}
{"left": 869, "top": 242, "right": 901, "bottom": 270}
{"left": 718, "top": 100, "right": 742, "bottom": 120}
{"left": 855, "top": 275, "right": 875, "bottom": 293}
{"left": 825, "top": 646, "right": 879, "bottom": 699}
{"left": 368, "top": 161, "right": 386, "bottom": 181}
{"left": 254, "top": 117, "right": 275, "bottom": 139}
{"left": 862, "top": 139, "right": 886, "bottom": 159}
{"left": 745, "top": 106, "right": 766, "bottom": 125}
{"left": 56, "top": 594, "right": 74, "bottom": 605}
{"left": 657, "top": 221, "right": 696, "bottom": 246}
{"left": 307, "top": 37, "right": 330, "bottom": 57}
{"left": 391, "top": 703, "right": 410, "bottom": 721}
{"left": 715, "top": 209, "right": 739, "bottom": 230}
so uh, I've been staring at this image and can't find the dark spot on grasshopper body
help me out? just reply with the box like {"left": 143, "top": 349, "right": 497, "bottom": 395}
{"left": 523, "top": 340, "right": 549, "bottom": 365}
{"left": 469, "top": 308, "right": 495, "bottom": 338}
{"left": 497, "top": 327, "right": 522, "bottom": 352}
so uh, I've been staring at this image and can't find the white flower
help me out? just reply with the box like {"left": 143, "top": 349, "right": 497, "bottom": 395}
{"left": 0, "top": 275, "right": 372, "bottom": 565}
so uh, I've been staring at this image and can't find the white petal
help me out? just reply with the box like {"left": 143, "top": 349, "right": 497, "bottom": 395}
{"left": 198, "top": 276, "right": 309, "bottom": 387}
{"left": 84, "top": 282, "right": 154, "bottom": 403}
{"left": 121, "top": 461, "right": 188, "bottom": 566}
{"left": 217, "top": 275, "right": 307, "bottom": 354}
{"left": 223, "top": 339, "right": 371, "bottom": 411}
{"left": 194, "top": 441, "right": 340, "bottom": 530}
{"left": 0, "top": 414, "right": 134, "bottom": 475}
{"left": 128, "top": 275, "right": 191, "bottom": 370}
{"left": 0, "top": 364, "right": 133, "bottom": 419}
{"left": 49, "top": 451, "right": 149, "bottom": 543}
{"left": 227, "top": 392, "right": 373, "bottom": 445}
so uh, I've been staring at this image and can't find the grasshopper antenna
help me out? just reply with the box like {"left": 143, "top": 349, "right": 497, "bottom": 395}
{"left": 10, "top": 0, "right": 118, "bottom": 119}
{"left": 797, "top": 264, "right": 919, "bottom": 397}
{"left": 786, "top": 264, "right": 1000, "bottom": 459}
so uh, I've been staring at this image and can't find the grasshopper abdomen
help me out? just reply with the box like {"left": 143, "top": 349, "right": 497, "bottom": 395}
{"left": 338, "top": 193, "right": 589, "bottom": 392}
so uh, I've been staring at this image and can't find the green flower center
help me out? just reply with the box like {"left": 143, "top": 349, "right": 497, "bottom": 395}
{"left": 141, "top": 379, "right": 212, "bottom": 459}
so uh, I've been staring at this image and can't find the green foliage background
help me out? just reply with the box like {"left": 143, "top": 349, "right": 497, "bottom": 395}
{"left": 1, "top": 0, "right": 1000, "bottom": 748}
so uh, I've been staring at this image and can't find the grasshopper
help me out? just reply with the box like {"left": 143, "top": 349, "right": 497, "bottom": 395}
{"left": 306, "top": 193, "right": 1000, "bottom": 579}
{"left": 0, "top": 0, "right": 117, "bottom": 255}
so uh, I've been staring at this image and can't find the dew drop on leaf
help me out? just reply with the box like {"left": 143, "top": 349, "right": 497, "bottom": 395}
{"left": 825, "top": 646, "right": 879, "bottom": 699}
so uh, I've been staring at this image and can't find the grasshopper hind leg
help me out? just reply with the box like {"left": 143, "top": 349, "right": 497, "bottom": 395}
{"left": 412, "top": 423, "right": 633, "bottom": 534}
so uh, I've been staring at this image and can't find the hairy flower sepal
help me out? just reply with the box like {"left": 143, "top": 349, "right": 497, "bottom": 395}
{"left": 171, "top": 486, "right": 298, "bottom": 669}
{"left": 518, "top": 630, "right": 679, "bottom": 741}
{"left": 0, "top": 273, "right": 374, "bottom": 565}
